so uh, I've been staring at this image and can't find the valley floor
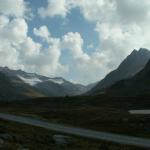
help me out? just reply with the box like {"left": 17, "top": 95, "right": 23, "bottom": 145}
{"left": 0, "top": 119, "right": 143, "bottom": 150}
{"left": 0, "top": 95, "right": 150, "bottom": 149}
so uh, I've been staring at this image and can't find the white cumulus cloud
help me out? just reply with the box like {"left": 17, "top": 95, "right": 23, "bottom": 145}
{"left": 34, "top": 26, "right": 50, "bottom": 41}
{"left": 37, "top": 0, "right": 150, "bottom": 83}
{"left": 0, "top": 0, "right": 29, "bottom": 18}
{"left": 38, "top": 0, "right": 71, "bottom": 18}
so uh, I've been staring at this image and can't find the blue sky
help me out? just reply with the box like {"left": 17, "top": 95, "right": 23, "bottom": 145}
{"left": 27, "top": 1, "right": 99, "bottom": 54}
{"left": 0, "top": 0, "right": 150, "bottom": 84}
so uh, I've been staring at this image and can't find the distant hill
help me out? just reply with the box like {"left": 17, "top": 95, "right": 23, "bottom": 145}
{"left": 0, "top": 67, "right": 93, "bottom": 101}
{"left": 89, "top": 48, "right": 150, "bottom": 95}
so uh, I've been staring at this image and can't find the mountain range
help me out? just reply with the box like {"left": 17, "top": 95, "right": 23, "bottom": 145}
{"left": 0, "top": 67, "right": 95, "bottom": 101}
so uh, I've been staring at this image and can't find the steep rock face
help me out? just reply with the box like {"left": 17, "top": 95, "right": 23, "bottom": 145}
{"left": 89, "top": 48, "right": 150, "bottom": 95}
{"left": 107, "top": 59, "right": 150, "bottom": 96}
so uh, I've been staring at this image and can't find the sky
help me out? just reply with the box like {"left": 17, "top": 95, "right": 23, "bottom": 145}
{"left": 0, "top": 0, "right": 150, "bottom": 85}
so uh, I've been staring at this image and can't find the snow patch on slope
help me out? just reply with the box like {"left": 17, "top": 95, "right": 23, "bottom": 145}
{"left": 129, "top": 110, "right": 150, "bottom": 115}
{"left": 18, "top": 75, "right": 42, "bottom": 86}
{"left": 48, "top": 78, "right": 64, "bottom": 84}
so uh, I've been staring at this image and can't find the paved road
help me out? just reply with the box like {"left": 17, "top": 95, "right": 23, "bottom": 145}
{"left": 0, "top": 113, "right": 150, "bottom": 148}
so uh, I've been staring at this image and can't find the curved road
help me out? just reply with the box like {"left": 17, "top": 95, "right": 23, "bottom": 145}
{"left": 0, "top": 113, "right": 150, "bottom": 148}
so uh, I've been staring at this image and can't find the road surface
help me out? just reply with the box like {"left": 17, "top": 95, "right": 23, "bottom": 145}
{"left": 0, "top": 113, "right": 150, "bottom": 148}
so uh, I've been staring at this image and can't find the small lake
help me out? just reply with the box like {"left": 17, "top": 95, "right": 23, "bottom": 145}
{"left": 129, "top": 110, "right": 150, "bottom": 115}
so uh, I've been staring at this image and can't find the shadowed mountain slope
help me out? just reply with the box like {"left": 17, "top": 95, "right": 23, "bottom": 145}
{"left": 89, "top": 48, "right": 150, "bottom": 95}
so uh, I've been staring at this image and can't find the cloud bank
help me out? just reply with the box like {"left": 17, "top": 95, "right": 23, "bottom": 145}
{"left": 0, "top": 0, "right": 150, "bottom": 84}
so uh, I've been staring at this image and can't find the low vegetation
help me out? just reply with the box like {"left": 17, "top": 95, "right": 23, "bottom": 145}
{"left": 0, "top": 95, "right": 150, "bottom": 138}
{"left": 0, "top": 119, "right": 146, "bottom": 150}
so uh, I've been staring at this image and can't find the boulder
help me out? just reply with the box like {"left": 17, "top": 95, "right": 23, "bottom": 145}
{"left": 53, "top": 134, "right": 72, "bottom": 145}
